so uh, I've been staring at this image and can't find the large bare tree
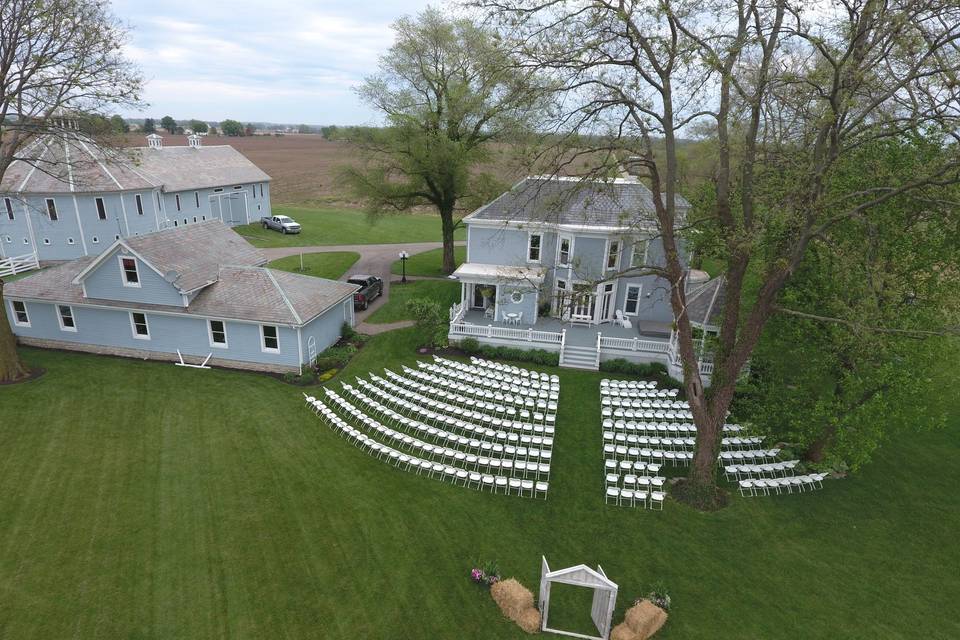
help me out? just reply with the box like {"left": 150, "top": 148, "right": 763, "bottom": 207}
{"left": 481, "top": 0, "right": 960, "bottom": 506}
{"left": 0, "top": 0, "right": 142, "bottom": 382}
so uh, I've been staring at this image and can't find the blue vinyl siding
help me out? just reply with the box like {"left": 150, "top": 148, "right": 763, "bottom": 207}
{"left": 299, "top": 297, "right": 353, "bottom": 364}
{"left": 494, "top": 284, "right": 539, "bottom": 324}
{"left": 82, "top": 247, "right": 184, "bottom": 306}
{"left": 466, "top": 226, "right": 531, "bottom": 266}
{"left": 7, "top": 300, "right": 300, "bottom": 368}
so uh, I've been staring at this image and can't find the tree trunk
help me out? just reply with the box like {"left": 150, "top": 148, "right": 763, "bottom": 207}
{"left": 804, "top": 423, "right": 836, "bottom": 464}
{"left": 0, "top": 279, "right": 29, "bottom": 383}
{"left": 439, "top": 205, "right": 457, "bottom": 274}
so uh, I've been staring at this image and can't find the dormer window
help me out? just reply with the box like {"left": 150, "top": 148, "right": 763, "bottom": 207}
{"left": 120, "top": 256, "right": 140, "bottom": 287}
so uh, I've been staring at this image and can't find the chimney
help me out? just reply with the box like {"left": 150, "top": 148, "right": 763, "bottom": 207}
{"left": 187, "top": 133, "right": 202, "bottom": 148}
{"left": 146, "top": 133, "right": 163, "bottom": 149}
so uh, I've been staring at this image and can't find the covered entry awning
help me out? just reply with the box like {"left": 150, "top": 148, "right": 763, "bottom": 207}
{"left": 452, "top": 262, "right": 546, "bottom": 286}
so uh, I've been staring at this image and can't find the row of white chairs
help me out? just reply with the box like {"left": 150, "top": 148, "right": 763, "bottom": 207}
{"left": 605, "top": 487, "right": 666, "bottom": 509}
{"left": 323, "top": 389, "right": 552, "bottom": 479}
{"left": 602, "top": 407, "right": 695, "bottom": 422}
{"left": 604, "top": 459, "right": 663, "bottom": 475}
{"left": 469, "top": 355, "right": 560, "bottom": 387}
{"left": 724, "top": 461, "right": 800, "bottom": 481}
{"left": 338, "top": 386, "right": 553, "bottom": 471}
{"left": 360, "top": 377, "right": 555, "bottom": 445}
{"left": 416, "top": 361, "right": 557, "bottom": 404}
{"left": 435, "top": 355, "right": 559, "bottom": 392}
{"left": 308, "top": 395, "right": 547, "bottom": 498}
{"left": 378, "top": 371, "right": 555, "bottom": 435}
{"left": 601, "top": 396, "right": 689, "bottom": 409}
{"left": 402, "top": 365, "right": 558, "bottom": 421}
{"left": 603, "top": 434, "right": 762, "bottom": 451}
{"left": 605, "top": 473, "right": 666, "bottom": 491}
{"left": 718, "top": 449, "right": 781, "bottom": 465}
{"left": 603, "top": 419, "right": 744, "bottom": 435}
{"left": 738, "top": 474, "right": 826, "bottom": 496}
{"left": 600, "top": 379, "right": 660, "bottom": 390}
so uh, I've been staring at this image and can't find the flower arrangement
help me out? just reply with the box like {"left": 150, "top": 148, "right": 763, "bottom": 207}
{"left": 470, "top": 560, "right": 501, "bottom": 586}
{"left": 639, "top": 581, "right": 672, "bottom": 611}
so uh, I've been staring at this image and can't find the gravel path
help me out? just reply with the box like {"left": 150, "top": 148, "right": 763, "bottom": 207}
{"left": 258, "top": 240, "right": 465, "bottom": 327}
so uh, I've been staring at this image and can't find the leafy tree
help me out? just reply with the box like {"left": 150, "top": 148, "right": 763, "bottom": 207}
{"left": 484, "top": 0, "right": 960, "bottom": 506}
{"left": 297, "top": 124, "right": 314, "bottom": 134}
{"left": 109, "top": 114, "right": 129, "bottom": 133}
{"left": 159, "top": 115, "right": 177, "bottom": 133}
{"left": 142, "top": 117, "right": 156, "bottom": 133}
{"left": 244, "top": 123, "right": 256, "bottom": 136}
{"left": 342, "top": 7, "right": 551, "bottom": 274}
{"left": 220, "top": 119, "right": 243, "bottom": 136}
{"left": 0, "top": 0, "right": 141, "bottom": 383}
{"left": 208, "top": 125, "right": 218, "bottom": 136}
{"left": 189, "top": 119, "right": 208, "bottom": 134}
{"left": 320, "top": 125, "right": 338, "bottom": 138}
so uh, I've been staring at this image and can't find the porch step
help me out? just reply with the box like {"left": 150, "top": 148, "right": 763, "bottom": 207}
{"left": 560, "top": 345, "right": 599, "bottom": 371}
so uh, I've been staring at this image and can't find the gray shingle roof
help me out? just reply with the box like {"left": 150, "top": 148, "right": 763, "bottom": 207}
{"left": 116, "top": 220, "right": 267, "bottom": 292}
{"left": 686, "top": 275, "right": 726, "bottom": 328}
{"left": 0, "top": 135, "right": 269, "bottom": 194}
{"left": 467, "top": 176, "right": 690, "bottom": 229}
{"left": 6, "top": 252, "right": 358, "bottom": 326}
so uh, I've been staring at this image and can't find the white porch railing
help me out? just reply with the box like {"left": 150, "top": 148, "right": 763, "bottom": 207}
{"left": 0, "top": 252, "right": 40, "bottom": 278}
{"left": 598, "top": 334, "right": 671, "bottom": 354}
{"left": 449, "top": 321, "right": 564, "bottom": 345}
{"left": 449, "top": 301, "right": 465, "bottom": 323}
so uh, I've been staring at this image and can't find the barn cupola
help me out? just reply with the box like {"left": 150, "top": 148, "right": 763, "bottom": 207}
{"left": 187, "top": 133, "right": 202, "bottom": 148}
{"left": 146, "top": 133, "right": 163, "bottom": 149}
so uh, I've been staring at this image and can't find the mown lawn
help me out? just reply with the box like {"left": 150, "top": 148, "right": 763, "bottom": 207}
{"left": 391, "top": 246, "right": 466, "bottom": 278}
{"left": 235, "top": 205, "right": 466, "bottom": 248}
{"left": 266, "top": 251, "right": 359, "bottom": 280}
{"left": 365, "top": 280, "right": 461, "bottom": 324}
{"left": 0, "top": 335, "right": 958, "bottom": 639}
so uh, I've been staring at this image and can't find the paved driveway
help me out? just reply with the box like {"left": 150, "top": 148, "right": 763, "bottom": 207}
{"left": 260, "top": 241, "right": 465, "bottom": 324}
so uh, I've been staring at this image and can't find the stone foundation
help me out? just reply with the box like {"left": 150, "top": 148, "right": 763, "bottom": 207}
{"left": 16, "top": 337, "right": 300, "bottom": 374}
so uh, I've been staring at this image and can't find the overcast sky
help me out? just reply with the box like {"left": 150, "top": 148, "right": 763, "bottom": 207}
{"left": 113, "top": 0, "right": 434, "bottom": 125}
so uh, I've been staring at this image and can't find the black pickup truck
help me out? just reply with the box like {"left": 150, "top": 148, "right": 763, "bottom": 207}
{"left": 348, "top": 275, "right": 383, "bottom": 310}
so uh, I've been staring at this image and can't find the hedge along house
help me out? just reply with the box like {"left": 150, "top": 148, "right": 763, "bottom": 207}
{"left": 3, "top": 221, "right": 357, "bottom": 373}
{"left": 0, "top": 129, "right": 271, "bottom": 267}
{"left": 449, "top": 175, "right": 729, "bottom": 378}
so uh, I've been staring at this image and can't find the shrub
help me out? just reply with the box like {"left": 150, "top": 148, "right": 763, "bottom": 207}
{"left": 459, "top": 337, "right": 481, "bottom": 354}
{"left": 313, "top": 343, "right": 358, "bottom": 371}
{"left": 340, "top": 322, "right": 358, "bottom": 343}
{"left": 407, "top": 297, "right": 447, "bottom": 348}
{"left": 281, "top": 369, "right": 319, "bottom": 386}
{"left": 471, "top": 345, "right": 560, "bottom": 367}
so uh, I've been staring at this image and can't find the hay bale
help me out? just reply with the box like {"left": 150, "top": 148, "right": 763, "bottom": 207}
{"left": 610, "top": 622, "right": 638, "bottom": 640}
{"left": 490, "top": 578, "right": 540, "bottom": 634}
{"left": 623, "top": 600, "right": 668, "bottom": 639}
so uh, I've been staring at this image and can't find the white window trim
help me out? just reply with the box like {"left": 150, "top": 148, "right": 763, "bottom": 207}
{"left": 10, "top": 300, "right": 30, "bottom": 327}
{"left": 119, "top": 255, "right": 141, "bottom": 288}
{"left": 260, "top": 324, "right": 280, "bottom": 353}
{"left": 129, "top": 312, "right": 150, "bottom": 340}
{"left": 557, "top": 234, "right": 574, "bottom": 267}
{"left": 606, "top": 240, "right": 621, "bottom": 270}
{"left": 526, "top": 231, "right": 543, "bottom": 264}
{"left": 56, "top": 305, "right": 77, "bottom": 332}
{"left": 208, "top": 319, "right": 229, "bottom": 348}
{"left": 624, "top": 284, "right": 643, "bottom": 316}
{"left": 631, "top": 239, "right": 649, "bottom": 269}
{"left": 510, "top": 291, "right": 524, "bottom": 304}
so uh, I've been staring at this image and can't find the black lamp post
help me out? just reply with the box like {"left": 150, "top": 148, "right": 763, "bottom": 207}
{"left": 399, "top": 251, "right": 409, "bottom": 284}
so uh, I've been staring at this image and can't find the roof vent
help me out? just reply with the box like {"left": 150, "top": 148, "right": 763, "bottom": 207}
{"left": 187, "top": 133, "right": 202, "bottom": 149}
{"left": 146, "top": 133, "right": 163, "bottom": 149}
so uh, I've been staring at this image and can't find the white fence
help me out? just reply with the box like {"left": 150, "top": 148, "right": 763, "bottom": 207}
{"left": 0, "top": 253, "right": 40, "bottom": 278}
{"left": 449, "top": 301, "right": 465, "bottom": 323}
{"left": 598, "top": 335, "right": 671, "bottom": 354}
{"left": 449, "top": 321, "right": 564, "bottom": 345}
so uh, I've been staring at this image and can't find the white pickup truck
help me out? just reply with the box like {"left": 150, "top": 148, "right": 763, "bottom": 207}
{"left": 261, "top": 215, "right": 301, "bottom": 234}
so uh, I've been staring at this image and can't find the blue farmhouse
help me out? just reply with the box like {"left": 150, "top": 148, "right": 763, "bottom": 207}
{"left": 4, "top": 221, "right": 357, "bottom": 373}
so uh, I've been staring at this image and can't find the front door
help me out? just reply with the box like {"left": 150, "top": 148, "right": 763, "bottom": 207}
{"left": 571, "top": 283, "right": 596, "bottom": 323}
{"left": 472, "top": 284, "right": 496, "bottom": 309}
{"left": 599, "top": 282, "right": 616, "bottom": 323}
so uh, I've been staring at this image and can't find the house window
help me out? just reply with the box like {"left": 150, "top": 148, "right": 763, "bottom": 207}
{"left": 4, "top": 197, "right": 13, "bottom": 220}
{"left": 260, "top": 184, "right": 264, "bottom": 197}
{"left": 23, "top": 238, "right": 29, "bottom": 245}
{"left": 4, "top": 235, "right": 10, "bottom": 242}
{"left": 209, "top": 319, "right": 228, "bottom": 347}
{"left": 631, "top": 240, "right": 649, "bottom": 268}
{"left": 156, "top": 192, "right": 161, "bottom": 209}
{"left": 510, "top": 291, "right": 524, "bottom": 304}
{"left": 193, "top": 216, "right": 197, "bottom": 223}
{"left": 68, "top": 238, "right": 75, "bottom": 245}
{"left": 624, "top": 284, "right": 642, "bottom": 315}
{"left": 114, "top": 235, "right": 120, "bottom": 240}
{"left": 261, "top": 324, "right": 279, "bottom": 352}
{"left": 213, "top": 188, "right": 223, "bottom": 193}
{"left": 195, "top": 191, "right": 200, "bottom": 208}
{"left": 175, "top": 194, "right": 181, "bottom": 211}
{"left": 558, "top": 235, "right": 572, "bottom": 267}
{"left": 607, "top": 240, "right": 621, "bottom": 270}
{"left": 233, "top": 185, "right": 242, "bottom": 190}
{"left": 96, "top": 197, "right": 107, "bottom": 220}
{"left": 45, "top": 198, "right": 58, "bottom": 221}
{"left": 11, "top": 301, "right": 29, "bottom": 326}
{"left": 120, "top": 256, "right": 140, "bottom": 287}
{"left": 57, "top": 305, "right": 77, "bottom": 332}
{"left": 92, "top": 236, "right": 99, "bottom": 244}
{"left": 130, "top": 312, "right": 150, "bottom": 339}
{"left": 135, "top": 194, "right": 144, "bottom": 215}
{"left": 173, "top": 220, "right": 178, "bottom": 227}
{"left": 527, "top": 232, "right": 542, "bottom": 262}
{"left": 42, "top": 238, "right": 50, "bottom": 245}
{"left": 251, "top": 186, "right": 256, "bottom": 199}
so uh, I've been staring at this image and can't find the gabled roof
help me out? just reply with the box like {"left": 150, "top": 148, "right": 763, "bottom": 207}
{"left": 686, "top": 274, "right": 726, "bottom": 329}
{"left": 543, "top": 564, "right": 617, "bottom": 590}
{"left": 6, "top": 257, "right": 358, "bottom": 326}
{"left": 73, "top": 220, "right": 266, "bottom": 293}
{"left": 466, "top": 176, "right": 690, "bottom": 230}
{"left": 0, "top": 134, "right": 270, "bottom": 194}
{"left": 452, "top": 262, "right": 546, "bottom": 285}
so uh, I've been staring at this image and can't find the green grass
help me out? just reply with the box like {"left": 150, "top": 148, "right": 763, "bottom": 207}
{"left": 391, "top": 246, "right": 466, "bottom": 278}
{"left": 235, "top": 205, "right": 466, "bottom": 248}
{"left": 365, "top": 280, "right": 461, "bottom": 325}
{"left": 266, "top": 251, "right": 359, "bottom": 280}
{"left": 1, "top": 337, "right": 958, "bottom": 639}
